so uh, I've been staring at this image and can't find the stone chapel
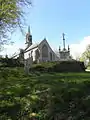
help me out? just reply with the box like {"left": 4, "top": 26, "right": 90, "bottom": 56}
{"left": 23, "top": 26, "right": 59, "bottom": 63}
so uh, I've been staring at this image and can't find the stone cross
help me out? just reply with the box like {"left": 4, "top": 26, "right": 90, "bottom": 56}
{"left": 24, "top": 56, "right": 33, "bottom": 75}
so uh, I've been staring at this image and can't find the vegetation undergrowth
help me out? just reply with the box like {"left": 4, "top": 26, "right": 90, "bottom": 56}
{"left": 31, "top": 61, "right": 85, "bottom": 72}
{"left": 0, "top": 67, "right": 90, "bottom": 119}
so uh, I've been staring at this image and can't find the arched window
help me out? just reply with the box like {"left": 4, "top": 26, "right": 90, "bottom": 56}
{"left": 50, "top": 52, "right": 52, "bottom": 61}
{"left": 35, "top": 49, "right": 40, "bottom": 60}
{"left": 53, "top": 54, "right": 55, "bottom": 60}
{"left": 42, "top": 44, "right": 48, "bottom": 57}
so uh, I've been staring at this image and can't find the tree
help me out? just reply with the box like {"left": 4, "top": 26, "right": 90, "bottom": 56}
{"left": 0, "top": 0, "right": 31, "bottom": 44}
{"left": 80, "top": 44, "right": 90, "bottom": 66}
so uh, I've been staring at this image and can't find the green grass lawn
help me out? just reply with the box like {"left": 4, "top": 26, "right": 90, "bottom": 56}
{"left": 87, "top": 66, "right": 90, "bottom": 70}
{"left": 0, "top": 67, "right": 90, "bottom": 120}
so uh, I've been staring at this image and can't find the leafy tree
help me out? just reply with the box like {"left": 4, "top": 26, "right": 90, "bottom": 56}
{"left": 80, "top": 45, "right": 90, "bottom": 66}
{"left": 0, "top": 0, "right": 31, "bottom": 44}
{"left": 82, "top": 45, "right": 90, "bottom": 60}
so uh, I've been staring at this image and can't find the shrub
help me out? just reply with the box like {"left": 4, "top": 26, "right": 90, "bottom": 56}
{"left": 0, "top": 58, "right": 24, "bottom": 67}
{"left": 31, "top": 61, "right": 85, "bottom": 72}
{"left": 31, "top": 65, "right": 48, "bottom": 72}
{"left": 53, "top": 61, "right": 85, "bottom": 72}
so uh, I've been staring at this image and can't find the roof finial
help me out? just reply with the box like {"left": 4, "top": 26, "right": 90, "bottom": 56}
{"left": 44, "top": 37, "right": 46, "bottom": 40}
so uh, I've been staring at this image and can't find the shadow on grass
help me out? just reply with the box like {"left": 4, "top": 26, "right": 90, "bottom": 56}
{"left": 0, "top": 68, "right": 90, "bottom": 119}
{"left": 34, "top": 73, "right": 90, "bottom": 120}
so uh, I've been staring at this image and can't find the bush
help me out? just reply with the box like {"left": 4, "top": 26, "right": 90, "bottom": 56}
{"left": 31, "top": 61, "right": 85, "bottom": 72}
{"left": 31, "top": 65, "right": 47, "bottom": 72}
{"left": 53, "top": 61, "right": 85, "bottom": 72}
{"left": 0, "top": 58, "right": 24, "bottom": 67}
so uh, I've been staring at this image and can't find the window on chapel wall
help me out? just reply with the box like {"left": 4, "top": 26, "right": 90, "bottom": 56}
{"left": 35, "top": 49, "right": 40, "bottom": 60}
{"left": 42, "top": 44, "right": 48, "bottom": 57}
{"left": 50, "top": 52, "right": 52, "bottom": 61}
{"left": 53, "top": 54, "right": 55, "bottom": 60}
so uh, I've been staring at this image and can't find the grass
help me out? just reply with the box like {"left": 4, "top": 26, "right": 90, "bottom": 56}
{"left": 0, "top": 67, "right": 90, "bottom": 119}
{"left": 87, "top": 66, "right": 90, "bottom": 70}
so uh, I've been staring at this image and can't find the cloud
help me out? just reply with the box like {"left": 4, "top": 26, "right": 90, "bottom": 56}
{"left": 0, "top": 42, "right": 25, "bottom": 57}
{"left": 70, "top": 36, "right": 90, "bottom": 59}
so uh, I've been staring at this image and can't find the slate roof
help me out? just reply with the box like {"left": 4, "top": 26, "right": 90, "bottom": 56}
{"left": 24, "top": 42, "right": 40, "bottom": 53}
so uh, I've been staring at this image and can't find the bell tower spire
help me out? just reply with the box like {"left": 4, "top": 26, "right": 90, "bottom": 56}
{"left": 26, "top": 25, "right": 32, "bottom": 47}
{"left": 28, "top": 26, "right": 30, "bottom": 34}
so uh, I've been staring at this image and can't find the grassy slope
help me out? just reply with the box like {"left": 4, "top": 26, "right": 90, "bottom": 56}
{"left": 87, "top": 66, "right": 90, "bottom": 70}
{"left": 0, "top": 67, "right": 90, "bottom": 119}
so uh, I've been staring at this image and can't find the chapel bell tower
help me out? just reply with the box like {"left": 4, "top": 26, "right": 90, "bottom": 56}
{"left": 25, "top": 26, "right": 32, "bottom": 47}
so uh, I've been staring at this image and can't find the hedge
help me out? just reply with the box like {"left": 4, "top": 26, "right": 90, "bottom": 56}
{"left": 31, "top": 61, "right": 85, "bottom": 72}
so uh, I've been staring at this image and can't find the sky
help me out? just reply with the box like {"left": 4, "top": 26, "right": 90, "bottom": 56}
{"left": 1, "top": 0, "right": 90, "bottom": 58}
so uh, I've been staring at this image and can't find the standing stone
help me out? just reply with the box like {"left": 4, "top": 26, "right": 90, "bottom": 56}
{"left": 24, "top": 56, "right": 33, "bottom": 75}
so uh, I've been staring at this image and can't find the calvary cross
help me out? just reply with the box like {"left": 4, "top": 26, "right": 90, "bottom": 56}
{"left": 62, "top": 33, "right": 66, "bottom": 50}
